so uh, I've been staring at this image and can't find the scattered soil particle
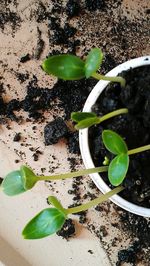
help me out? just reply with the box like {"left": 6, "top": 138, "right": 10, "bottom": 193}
{"left": 67, "top": 132, "right": 80, "bottom": 154}
{"left": 13, "top": 132, "right": 21, "bottom": 142}
{"left": 34, "top": 27, "right": 45, "bottom": 60}
{"left": 116, "top": 240, "right": 141, "bottom": 266}
{"left": 66, "top": 0, "right": 80, "bottom": 18}
{"left": 0, "top": 9, "right": 21, "bottom": 31}
{"left": 16, "top": 73, "right": 29, "bottom": 83}
{"left": 52, "top": 23, "right": 77, "bottom": 45}
{"left": 20, "top": 54, "right": 31, "bottom": 63}
{"left": 44, "top": 118, "right": 68, "bottom": 145}
{"left": 0, "top": 177, "right": 3, "bottom": 184}
{"left": 85, "top": 0, "right": 106, "bottom": 11}
{"left": 120, "top": 212, "right": 150, "bottom": 248}
{"left": 56, "top": 218, "right": 75, "bottom": 239}
{"left": 145, "top": 9, "right": 150, "bottom": 14}
{"left": 6, "top": 99, "right": 21, "bottom": 121}
{"left": 51, "top": 78, "right": 97, "bottom": 119}
{"left": 100, "top": 225, "right": 108, "bottom": 237}
{"left": 32, "top": 149, "right": 43, "bottom": 161}
{"left": 35, "top": 1, "right": 49, "bottom": 23}
{"left": 88, "top": 249, "right": 94, "bottom": 254}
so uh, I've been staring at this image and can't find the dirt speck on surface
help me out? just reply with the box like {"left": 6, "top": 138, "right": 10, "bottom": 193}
{"left": 56, "top": 218, "right": 75, "bottom": 240}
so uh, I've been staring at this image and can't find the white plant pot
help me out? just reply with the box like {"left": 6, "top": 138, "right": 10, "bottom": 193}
{"left": 79, "top": 56, "right": 150, "bottom": 217}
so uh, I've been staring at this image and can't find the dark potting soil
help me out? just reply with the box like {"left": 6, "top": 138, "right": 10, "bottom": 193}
{"left": 56, "top": 218, "right": 75, "bottom": 239}
{"left": 116, "top": 211, "right": 150, "bottom": 265}
{"left": 89, "top": 64, "right": 150, "bottom": 207}
{"left": 44, "top": 117, "right": 68, "bottom": 145}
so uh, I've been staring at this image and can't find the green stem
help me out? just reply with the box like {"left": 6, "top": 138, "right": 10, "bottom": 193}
{"left": 128, "top": 144, "right": 150, "bottom": 156}
{"left": 37, "top": 166, "right": 108, "bottom": 181}
{"left": 65, "top": 186, "right": 124, "bottom": 214}
{"left": 92, "top": 72, "right": 126, "bottom": 88}
{"left": 99, "top": 108, "right": 128, "bottom": 123}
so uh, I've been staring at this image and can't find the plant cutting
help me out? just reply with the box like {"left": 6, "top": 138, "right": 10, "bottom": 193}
{"left": 1, "top": 48, "right": 150, "bottom": 239}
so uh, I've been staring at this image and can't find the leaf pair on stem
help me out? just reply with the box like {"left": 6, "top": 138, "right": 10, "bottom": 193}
{"left": 42, "top": 48, "right": 126, "bottom": 87}
{"left": 2, "top": 129, "right": 150, "bottom": 239}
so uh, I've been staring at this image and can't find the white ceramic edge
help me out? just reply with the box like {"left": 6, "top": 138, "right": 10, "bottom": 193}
{"left": 79, "top": 56, "right": 150, "bottom": 217}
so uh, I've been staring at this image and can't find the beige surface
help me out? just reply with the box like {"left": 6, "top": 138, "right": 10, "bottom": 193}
{"left": 0, "top": 0, "right": 150, "bottom": 266}
{"left": 0, "top": 143, "right": 110, "bottom": 266}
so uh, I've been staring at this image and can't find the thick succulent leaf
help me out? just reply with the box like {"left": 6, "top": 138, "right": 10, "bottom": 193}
{"left": 22, "top": 208, "right": 66, "bottom": 239}
{"left": 102, "top": 130, "right": 128, "bottom": 155}
{"left": 2, "top": 170, "right": 26, "bottom": 196}
{"left": 108, "top": 154, "right": 129, "bottom": 186}
{"left": 42, "top": 55, "right": 85, "bottom": 80}
{"left": 85, "top": 48, "right": 103, "bottom": 78}
{"left": 71, "top": 112, "right": 97, "bottom": 122}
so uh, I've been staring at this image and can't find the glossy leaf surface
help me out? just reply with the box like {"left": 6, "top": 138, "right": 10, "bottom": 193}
{"left": 42, "top": 55, "right": 85, "bottom": 80}
{"left": 22, "top": 208, "right": 66, "bottom": 239}
{"left": 21, "top": 165, "right": 37, "bottom": 190}
{"left": 75, "top": 117, "right": 100, "bottom": 130}
{"left": 108, "top": 154, "right": 129, "bottom": 186}
{"left": 71, "top": 112, "right": 97, "bottom": 122}
{"left": 2, "top": 170, "right": 26, "bottom": 196}
{"left": 85, "top": 48, "right": 103, "bottom": 78}
{"left": 102, "top": 130, "right": 128, "bottom": 155}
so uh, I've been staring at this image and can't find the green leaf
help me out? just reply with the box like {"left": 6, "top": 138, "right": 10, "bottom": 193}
{"left": 75, "top": 117, "right": 100, "bottom": 130}
{"left": 2, "top": 170, "right": 26, "bottom": 196}
{"left": 108, "top": 154, "right": 129, "bottom": 186}
{"left": 47, "top": 196, "right": 66, "bottom": 215}
{"left": 71, "top": 112, "right": 97, "bottom": 122}
{"left": 21, "top": 165, "right": 37, "bottom": 190}
{"left": 22, "top": 208, "right": 66, "bottom": 239}
{"left": 85, "top": 48, "right": 103, "bottom": 78}
{"left": 102, "top": 130, "right": 128, "bottom": 155}
{"left": 42, "top": 55, "right": 85, "bottom": 80}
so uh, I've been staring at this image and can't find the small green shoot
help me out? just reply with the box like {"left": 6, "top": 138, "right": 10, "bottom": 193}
{"left": 22, "top": 187, "right": 123, "bottom": 239}
{"left": 42, "top": 48, "right": 126, "bottom": 87}
{"left": 2, "top": 165, "right": 108, "bottom": 196}
{"left": 102, "top": 130, "right": 129, "bottom": 186}
{"left": 71, "top": 108, "right": 128, "bottom": 130}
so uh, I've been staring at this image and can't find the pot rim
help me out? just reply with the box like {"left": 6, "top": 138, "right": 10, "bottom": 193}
{"left": 79, "top": 55, "right": 150, "bottom": 217}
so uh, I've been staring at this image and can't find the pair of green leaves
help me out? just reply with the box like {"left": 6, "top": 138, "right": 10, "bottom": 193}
{"left": 2, "top": 166, "right": 37, "bottom": 196}
{"left": 42, "top": 48, "right": 103, "bottom": 80}
{"left": 71, "top": 112, "right": 129, "bottom": 186}
{"left": 102, "top": 130, "right": 129, "bottom": 186}
{"left": 71, "top": 112, "right": 100, "bottom": 129}
{"left": 23, "top": 196, "right": 67, "bottom": 239}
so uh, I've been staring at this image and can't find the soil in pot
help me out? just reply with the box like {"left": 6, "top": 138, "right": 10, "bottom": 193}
{"left": 89, "top": 64, "right": 150, "bottom": 207}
